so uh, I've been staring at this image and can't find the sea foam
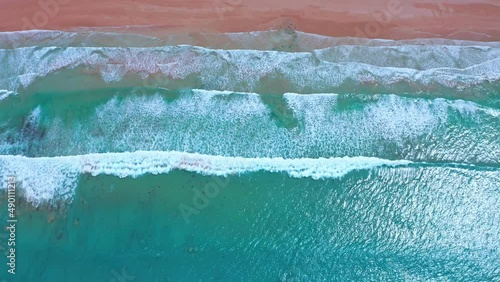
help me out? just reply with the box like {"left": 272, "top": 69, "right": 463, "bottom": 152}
{"left": 1, "top": 89, "right": 498, "bottom": 164}
{"left": 0, "top": 44, "right": 499, "bottom": 98}
{"left": 0, "top": 89, "right": 14, "bottom": 101}
{"left": 0, "top": 151, "right": 412, "bottom": 204}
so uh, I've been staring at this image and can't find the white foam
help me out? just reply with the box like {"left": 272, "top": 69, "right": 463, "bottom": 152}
{"left": 0, "top": 151, "right": 412, "bottom": 204}
{"left": 3, "top": 89, "right": 497, "bottom": 162}
{"left": 445, "top": 98, "right": 500, "bottom": 118}
{"left": 0, "top": 44, "right": 499, "bottom": 95}
{"left": 284, "top": 92, "right": 447, "bottom": 142}
{"left": 0, "top": 89, "right": 15, "bottom": 101}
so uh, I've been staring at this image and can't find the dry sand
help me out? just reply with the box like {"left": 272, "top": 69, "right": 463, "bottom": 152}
{"left": 1, "top": 0, "right": 500, "bottom": 40}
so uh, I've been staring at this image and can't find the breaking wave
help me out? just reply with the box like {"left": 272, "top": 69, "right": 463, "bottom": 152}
{"left": 0, "top": 151, "right": 413, "bottom": 204}
{"left": 1, "top": 89, "right": 498, "bottom": 164}
{"left": 0, "top": 44, "right": 499, "bottom": 99}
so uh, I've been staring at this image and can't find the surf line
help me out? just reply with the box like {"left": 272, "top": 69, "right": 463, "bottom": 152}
{"left": 5, "top": 175, "right": 16, "bottom": 275}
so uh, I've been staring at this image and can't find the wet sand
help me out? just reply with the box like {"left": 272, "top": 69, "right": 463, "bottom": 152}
{"left": 1, "top": 0, "right": 500, "bottom": 40}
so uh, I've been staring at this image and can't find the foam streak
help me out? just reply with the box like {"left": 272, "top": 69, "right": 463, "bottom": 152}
{"left": 0, "top": 151, "right": 411, "bottom": 204}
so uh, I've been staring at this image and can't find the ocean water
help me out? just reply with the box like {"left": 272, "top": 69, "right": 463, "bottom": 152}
{"left": 0, "top": 30, "right": 499, "bottom": 281}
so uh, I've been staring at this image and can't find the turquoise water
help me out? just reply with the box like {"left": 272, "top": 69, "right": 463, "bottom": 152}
{"left": 0, "top": 30, "right": 499, "bottom": 281}
{"left": 1, "top": 168, "right": 499, "bottom": 281}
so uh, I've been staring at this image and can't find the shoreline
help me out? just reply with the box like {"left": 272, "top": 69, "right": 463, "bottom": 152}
{"left": 3, "top": 29, "right": 500, "bottom": 51}
{"left": 1, "top": 0, "right": 499, "bottom": 41}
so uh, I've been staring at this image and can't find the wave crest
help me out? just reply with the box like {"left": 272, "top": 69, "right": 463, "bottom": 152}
{"left": 0, "top": 151, "right": 411, "bottom": 205}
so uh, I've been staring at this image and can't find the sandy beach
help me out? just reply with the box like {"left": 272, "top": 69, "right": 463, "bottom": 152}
{"left": 1, "top": 0, "right": 499, "bottom": 40}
